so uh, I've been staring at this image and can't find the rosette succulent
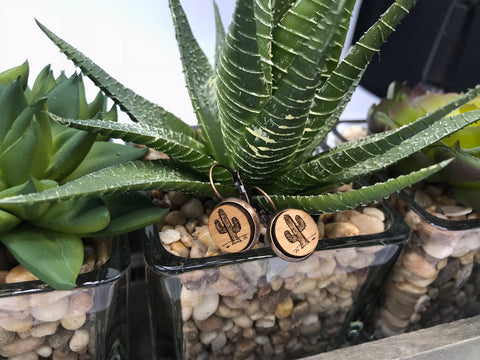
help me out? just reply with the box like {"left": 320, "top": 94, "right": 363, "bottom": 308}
{"left": 0, "top": 62, "right": 167, "bottom": 289}
{"left": 368, "top": 82, "right": 480, "bottom": 211}
{"left": 2, "top": 0, "right": 480, "bottom": 258}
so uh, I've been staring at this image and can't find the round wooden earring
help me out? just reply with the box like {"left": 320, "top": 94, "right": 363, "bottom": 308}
{"left": 251, "top": 186, "right": 319, "bottom": 261}
{"left": 208, "top": 165, "right": 261, "bottom": 253}
{"left": 268, "top": 208, "right": 319, "bottom": 261}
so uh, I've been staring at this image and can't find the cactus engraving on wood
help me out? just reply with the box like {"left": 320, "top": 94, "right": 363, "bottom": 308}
{"left": 214, "top": 208, "right": 242, "bottom": 245}
{"left": 283, "top": 214, "right": 310, "bottom": 249}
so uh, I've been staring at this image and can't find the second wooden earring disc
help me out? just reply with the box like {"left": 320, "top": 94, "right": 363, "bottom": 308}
{"left": 269, "top": 209, "right": 319, "bottom": 261}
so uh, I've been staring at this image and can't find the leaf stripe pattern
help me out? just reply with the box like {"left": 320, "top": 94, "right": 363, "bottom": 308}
{"left": 168, "top": 0, "right": 227, "bottom": 163}
{"left": 294, "top": 0, "right": 417, "bottom": 164}
{"left": 49, "top": 116, "right": 231, "bottom": 180}
{"left": 260, "top": 160, "right": 452, "bottom": 214}
{"left": 0, "top": 161, "right": 235, "bottom": 206}
{"left": 277, "top": 88, "right": 480, "bottom": 192}
{"left": 228, "top": 0, "right": 355, "bottom": 183}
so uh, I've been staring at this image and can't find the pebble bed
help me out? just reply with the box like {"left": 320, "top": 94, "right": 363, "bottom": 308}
{"left": 373, "top": 183, "right": 480, "bottom": 338}
{"left": 154, "top": 190, "right": 393, "bottom": 359}
{"left": 0, "top": 238, "right": 111, "bottom": 359}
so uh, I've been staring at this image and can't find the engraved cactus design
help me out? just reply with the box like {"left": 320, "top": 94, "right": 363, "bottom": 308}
{"left": 284, "top": 214, "right": 309, "bottom": 249}
{"left": 215, "top": 208, "right": 242, "bottom": 245}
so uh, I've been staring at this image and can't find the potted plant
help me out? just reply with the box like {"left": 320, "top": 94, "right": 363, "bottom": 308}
{"left": 0, "top": 62, "right": 167, "bottom": 358}
{"left": 366, "top": 83, "right": 480, "bottom": 338}
{"left": 5, "top": 0, "right": 480, "bottom": 358}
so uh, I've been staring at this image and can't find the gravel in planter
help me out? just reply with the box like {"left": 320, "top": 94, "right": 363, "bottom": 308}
{"left": 152, "top": 190, "right": 390, "bottom": 359}
{"left": 0, "top": 238, "right": 111, "bottom": 359}
{"left": 372, "top": 183, "right": 480, "bottom": 338}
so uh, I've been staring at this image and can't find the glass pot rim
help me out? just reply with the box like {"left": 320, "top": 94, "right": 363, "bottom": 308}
{"left": 144, "top": 202, "right": 410, "bottom": 276}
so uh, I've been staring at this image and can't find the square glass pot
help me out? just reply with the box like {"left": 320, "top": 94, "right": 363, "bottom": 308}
{"left": 0, "top": 235, "right": 130, "bottom": 359}
{"left": 370, "top": 190, "right": 480, "bottom": 338}
{"left": 143, "top": 203, "right": 409, "bottom": 360}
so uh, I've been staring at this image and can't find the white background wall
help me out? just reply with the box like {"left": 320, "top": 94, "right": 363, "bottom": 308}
{"left": 0, "top": 0, "right": 377, "bottom": 125}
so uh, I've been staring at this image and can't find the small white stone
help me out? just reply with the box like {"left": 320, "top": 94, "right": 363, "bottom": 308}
{"left": 69, "top": 329, "right": 89, "bottom": 352}
{"left": 159, "top": 229, "right": 181, "bottom": 245}
{"left": 193, "top": 291, "right": 219, "bottom": 321}
{"left": 35, "top": 344, "right": 52, "bottom": 358}
{"left": 61, "top": 314, "right": 86, "bottom": 330}
{"left": 31, "top": 296, "right": 69, "bottom": 322}
{"left": 440, "top": 204, "right": 472, "bottom": 217}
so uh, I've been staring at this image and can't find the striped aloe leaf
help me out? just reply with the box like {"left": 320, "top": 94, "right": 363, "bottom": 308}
{"left": 15, "top": 0, "right": 480, "bottom": 217}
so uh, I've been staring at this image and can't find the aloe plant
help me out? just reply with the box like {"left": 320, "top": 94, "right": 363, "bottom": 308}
{"left": 2, "top": 0, "right": 480, "bottom": 249}
{"left": 0, "top": 62, "right": 167, "bottom": 289}
{"left": 368, "top": 82, "right": 480, "bottom": 210}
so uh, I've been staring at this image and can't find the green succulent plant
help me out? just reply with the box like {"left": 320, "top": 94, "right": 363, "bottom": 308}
{"left": 0, "top": 62, "right": 167, "bottom": 289}
{"left": 368, "top": 81, "right": 480, "bottom": 211}
{"left": 2, "top": 0, "right": 480, "bottom": 255}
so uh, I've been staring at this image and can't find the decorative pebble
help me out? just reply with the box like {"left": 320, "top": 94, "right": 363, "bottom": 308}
{"left": 440, "top": 204, "right": 472, "bottom": 217}
{"left": 69, "top": 329, "right": 89, "bottom": 352}
{"left": 159, "top": 229, "right": 181, "bottom": 245}
{"left": 31, "top": 297, "right": 69, "bottom": 322}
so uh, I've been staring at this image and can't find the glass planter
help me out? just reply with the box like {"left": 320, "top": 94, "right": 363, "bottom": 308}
{"left": 0, "top": 235, "right": 130, "bottom": 359}
{"left": 370, "top": 189, "right": 480, "bottom": 338}
{"left": 143, "top": 203, "right": 409, "bottom": 360}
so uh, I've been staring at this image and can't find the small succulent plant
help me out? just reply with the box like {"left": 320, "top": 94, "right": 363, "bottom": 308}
{"left": 2, "top": 0, "right": 480, "bottom": 258}
{"left": 368, "top": 81, "right": 480, "bottom": 211}
{"left": 0, "top": 62, "right": 167, "bottom": 289}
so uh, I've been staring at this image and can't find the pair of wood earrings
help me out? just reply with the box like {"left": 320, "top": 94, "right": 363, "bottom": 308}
{"left": 208, "top": 164, "right": 319, "bottom": 261}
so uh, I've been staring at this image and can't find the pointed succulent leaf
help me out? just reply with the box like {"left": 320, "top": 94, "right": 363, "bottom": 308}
{"left": 0, "top": 209, "right": 21, "bottom": 234}
{"left": 272, "top": 0, "right": 294, "bottom": 26}
{"left": 213, "top": 0, "right": 226, "bottom": 69}
{"left": 0, "top": 78, "right": 28, "bottom": 147}
{"left": 63, "top": 141, "right": 148, "bottom": 182}
{"left": 87, "top": 91, "right": 107, "bottom": 119}
{"left": 1, "top": 224, "right": 84, "bottom": 290}
{"left": 296, "top": 0, "right": 417, "bottom": 163}
{"left": 258, "top": 160, "right": 452, "bottom": 214}
{"left": 277, "top": 87, "right": 480, "bottom": 193}
{"left": 28, "top": 64, "right": 57, "bottom": 103}
{"left": 217, "top": 0, "right": 271, "bottom": 165}
{"left": 49, "top": 115, "right": 229, "bottom": 180}
{"left": 0, "top": 160, "right": 235, "bottom": 206}
{"left": 44, "top": 73, "right": 81, "bottom": 119}
{"left": 31, "top": 197, "right": 110, "bottom": 234}
{"left": 86, "top": 192, "right": 169, "bottom": 237}
{"left": 0, "top": 61, "right": 29, "bottom": 89}
{"left": 36, "top": 20, "right": 202, "bottom": 143}
{"left": 0, "top": 177, "right": 57, "bottom": 220}
{"left": 169, "top": 0, "right": 227, "bottom": 162}
{"left": 0, "top": 99, "right": 52, "bottom": 186}
{"left": 46, "top": 122, "right": 97, "bottom": 181}
{"left": 230, "top": 0, "right": 354, "bottom": 182}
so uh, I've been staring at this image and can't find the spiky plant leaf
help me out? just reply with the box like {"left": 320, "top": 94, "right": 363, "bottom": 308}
{"left": 295, "top": 0, "right": 416, "bottom": 164}
{"left": 277, "top": 89, "right": 480, "bottom": 192}
{"left": 213, "top": 1, "right": 226, "bottom": 69}
{"left": 49, "top": 115, "right": 230, "bottom": 180}
{"left": 169, "top": 0, "right": 227, "bottom": 163}
{"left": 258, "top": 160, "right": 452, "bottom": 214}
{"left": 227, "top": 0, "right": 356, "bottom": 182}
{"left": 0, "top": 160, "right": 235, "bottom": 206}
{"left": 35, "top": 20, "right": 202, "bottom": 143}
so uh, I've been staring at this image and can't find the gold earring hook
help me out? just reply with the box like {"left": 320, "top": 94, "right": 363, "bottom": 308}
{"left": 250, "top": 186, "right": 277, "bottom": 212}
{"left": 209, "top": 164, "right": 250, "bottom": 203}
